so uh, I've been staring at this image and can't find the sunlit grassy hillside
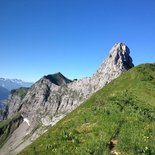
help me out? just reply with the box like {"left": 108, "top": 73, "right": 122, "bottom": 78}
{"left": 20, "top": 64, "right": 155, "bottom": 155}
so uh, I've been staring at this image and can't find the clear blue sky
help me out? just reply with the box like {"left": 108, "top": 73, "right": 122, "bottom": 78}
{"left": 0, "top": 0, "right": 155, "bottom": 82}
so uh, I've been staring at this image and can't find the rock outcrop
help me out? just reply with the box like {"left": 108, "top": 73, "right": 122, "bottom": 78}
{"left": 6, "top": 87, "right": 29, "bottom": 119}
{"left": 0, "top": 42, "right": 134, "bottom": 155}
{"left": 69, "top": 42, "right": 134, "bottom": 99}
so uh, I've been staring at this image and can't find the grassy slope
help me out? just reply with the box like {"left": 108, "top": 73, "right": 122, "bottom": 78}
{"left": 20, "top": 64, "right": 155, "bottom": 155}
{"left": 11, "top": 87, "right": 29, "bottom": 99}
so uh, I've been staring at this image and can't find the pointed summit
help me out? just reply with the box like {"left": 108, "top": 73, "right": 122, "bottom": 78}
{"left": 97, "top": 42, "right": 134, "bottom": 73}
{"left": 110, "top": 42, "right": 129, "bottom": 54}
{"left": 109, "top": 42, "right": 134, "bottom": 70}
{"left": 92, "top": 42, "right": 134, "bottom": 89}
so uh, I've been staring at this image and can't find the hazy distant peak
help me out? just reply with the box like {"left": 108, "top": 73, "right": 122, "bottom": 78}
{"left": 0, "top": 78, "right": 33, "bottom": 91}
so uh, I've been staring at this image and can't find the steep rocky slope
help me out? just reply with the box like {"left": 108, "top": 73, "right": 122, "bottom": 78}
{"left": 0, "top": 78, "right": 33, "bottom": 121}
{"left": 8, "top": 43, "right": 133, "bottom": 122}
{"left": 0, "top": 87, "right": 29, "bottom": 121}
{"left": 0, "top": 42, "right": 134, "bottom": 154}
{"left": 6, "top": 87, "right": 30, "bottom": 119}
{"left": 69, "top": 42, "right": 134, "bottom": 98}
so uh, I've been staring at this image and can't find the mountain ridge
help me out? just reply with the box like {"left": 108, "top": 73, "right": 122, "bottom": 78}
{"left": 0, "top": 42, "right": 134, "bottom": 155}
{"left": 43, "top": 72, "right": 72, "bottom": 86}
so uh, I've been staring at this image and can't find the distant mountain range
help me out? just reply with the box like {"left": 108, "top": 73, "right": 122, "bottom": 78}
{"left": 0, "top": 78, "right": 33, "bottom": 101}
{"left": 0, "top": 86, "right": 10, "bottom": 101}
{"left": 0, "top": 86, "right": 10, "bottom": 110}
{"left": 0, "top": 78, "right": 33, "bottom": 91}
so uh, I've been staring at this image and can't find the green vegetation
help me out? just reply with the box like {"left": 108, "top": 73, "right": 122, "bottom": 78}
{"left": 44, "top": 72, "right": 72, "bottom": 86}
{"left": 0, "top": 113, "right": 22, "bottom": 148}
{"left": 20, "top": 64, "right": 155, "bottom": 155}
{"left": 11, "top": 87, "right": 29, "bottom": 99}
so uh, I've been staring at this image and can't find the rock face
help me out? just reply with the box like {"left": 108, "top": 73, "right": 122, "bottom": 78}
{"left": 6, "top": 87, "right": 29, "bottom": 119}
{"left": 69, "top": 42, "right": 134, "bottom": 99}
{"left": 0, "top": 42, "right": 134, "bottom": 154}
{"left": 8, "top": 43, "right": 134, "bottom": 124}
{"left": 0, "top": 78, "right": 32, "bottom": 120}
{"left": 0, "top": 114, "right": 23, "bottom": 148}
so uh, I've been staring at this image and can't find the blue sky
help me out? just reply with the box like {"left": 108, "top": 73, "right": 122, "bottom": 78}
{"left": 0, "top": 0, "right": 155, "bottom": 82}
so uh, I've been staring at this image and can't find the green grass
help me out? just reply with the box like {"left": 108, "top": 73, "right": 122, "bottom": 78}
{"left": 44, "top": 72, "right": 72, "bottom": 86}
{"left": 20, "top": 63, "right": 155, "bottom": 155}
{"left": 11, "top": 87, "right": 29, "bottom": 99}
{"left": 0, "top": 113, "right": 22, "bottom": 148}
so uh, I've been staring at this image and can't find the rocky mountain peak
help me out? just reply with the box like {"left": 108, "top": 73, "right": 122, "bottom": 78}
{"left": 108, "top": 42, "right": 134, "bottom": 70}
{"left": 110, "top": 42, "right": 129, "bottom": 54}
